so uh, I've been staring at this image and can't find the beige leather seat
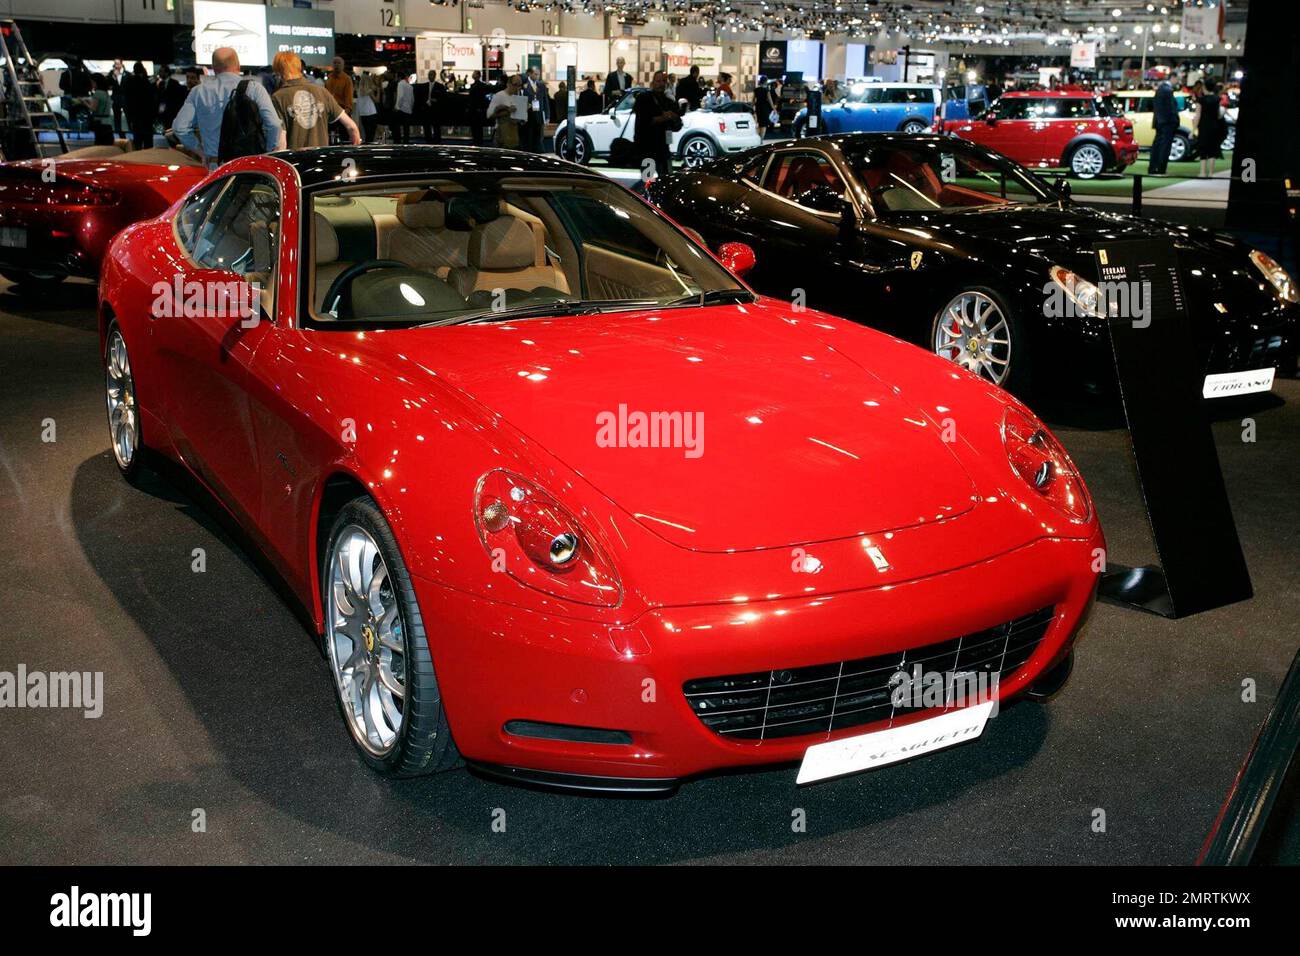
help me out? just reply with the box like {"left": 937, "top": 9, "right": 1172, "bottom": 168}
{"left": 376, "top": 192, "right": 470, "bottom": 278}
{"left": 447, "top": 216, "right": 569, "bottom": 298}
{"left": 313, "top": 213, "right": 350, "bottom": 313}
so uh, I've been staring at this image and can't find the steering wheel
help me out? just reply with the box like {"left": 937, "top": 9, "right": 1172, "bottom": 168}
{"left": 321, "top": 259, "right": 408, "bottom": 317}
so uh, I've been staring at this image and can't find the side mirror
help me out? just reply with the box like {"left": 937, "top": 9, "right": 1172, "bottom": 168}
{"left": 716, "top": 241, "right": 756, "bottom": 277}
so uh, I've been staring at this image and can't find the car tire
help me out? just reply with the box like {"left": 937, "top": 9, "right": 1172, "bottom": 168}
{"left": 104, "top": 320, "right": 146, "bottom": 485}
{"left": 678, "top": 133, "right": 717, "bottom": 169}
{"left": 323, "top": 495, "right": 460, "bottom": 777}
{"left": 1025, "top": 650, "right": 1074, "bottom": 701}
{"left": 3, "top": 269, "right": 65, "bottom": 291}
{"left": 1066, "top": 142, "right": 1107, "bottom": 179}
{"left": 1169, "top": 132, "right": 1190, "bottom": 163}
{"left": 556, "top": 130, "right": 592, "bottom": 165}
{"left": 930, "top": 286, "right": 1032, "bottom": 397}
{"left": 900, "top": 119, "right": 928, "bottom": 134}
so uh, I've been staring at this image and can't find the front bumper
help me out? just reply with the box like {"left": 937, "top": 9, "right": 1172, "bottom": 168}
{"left": 415, "top": 529, "right": 1103, "bottom": 787}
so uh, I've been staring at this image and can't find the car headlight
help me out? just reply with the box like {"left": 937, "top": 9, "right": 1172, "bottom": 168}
{"left": 474, "top": 469, "right": 623, "bottom": 607}
{"left": 1001, "top": 405, "right": 1092, "bottom": 523}
{"left": 1048, "top": 264, "right": 1104, "bottom": 318}
{"left": 1248, "top": 249, "right": 1298, "bottom": 304}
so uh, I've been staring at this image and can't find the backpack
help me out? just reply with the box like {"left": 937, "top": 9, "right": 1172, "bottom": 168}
{"left": 219, "top": 80, "right": 264, "bottom": 162}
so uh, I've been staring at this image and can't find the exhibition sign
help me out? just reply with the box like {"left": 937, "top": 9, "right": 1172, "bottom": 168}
{"left": 1094, "top": 239, "right": 1253, "bottom": 618}
{"left": 193, "top": 0, "right": 335, "bottom": 67}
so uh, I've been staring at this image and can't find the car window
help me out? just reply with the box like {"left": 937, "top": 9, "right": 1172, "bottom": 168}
{"left": 993, "top": 97, "right": 1037, "bottom": 120}
{"left": 191, "top": 174, "right": 281, "bottom": 279}
{"left": 307, "top": 175, "right": 747, "bottom": 329}
{"left": 845, "top": 141, "right": 1055, "bottom": 212}
{"left": 176, "top": 180, "right": 225, "bottom": 254}
{"left": 740, "top": 155, "right": 767, "bottom": 184}
{"left": 884, "top": 88, "right": 929, "bottom": 105}
{"left": 1033, "top": 97, "right": 1096, "bottom": 119}
{"left": 1128, "top": 96, "right": 1152, "bottom": 114}
{"left": 615, "top": 91, "right": 637, "bottom": 113}
{"left": 762, "top": 152, "right": 846, "bottom": 201}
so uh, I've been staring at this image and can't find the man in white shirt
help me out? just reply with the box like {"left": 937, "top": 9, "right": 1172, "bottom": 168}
{"left": 393, "top": 71, "right": 414, "bottom": 143}
{"left": 486, "top": 74, "right": 526, "bottom": 149}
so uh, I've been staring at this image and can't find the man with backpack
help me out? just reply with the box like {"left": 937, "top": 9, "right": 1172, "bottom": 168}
{"left": 173, "top": 47, "right": 282, "bottom": 168}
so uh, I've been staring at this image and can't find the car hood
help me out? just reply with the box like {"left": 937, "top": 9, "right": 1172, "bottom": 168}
{"left": 880, "top": 201, "right": 1237, "bottom": 271}
{"left": 385, "top": 304, "right": 980, "bottom": 552}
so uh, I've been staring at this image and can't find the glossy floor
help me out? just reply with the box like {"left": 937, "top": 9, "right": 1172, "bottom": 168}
{"left": 0, "top": 278, "right": 1295, "bottom": 864}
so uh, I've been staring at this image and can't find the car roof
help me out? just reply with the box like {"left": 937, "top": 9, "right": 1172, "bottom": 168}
{"left": 268, "top": 144, "right": 599, "bottom": 189}
{"left": 844, "top": 79, "right": 935, "bottom": 88}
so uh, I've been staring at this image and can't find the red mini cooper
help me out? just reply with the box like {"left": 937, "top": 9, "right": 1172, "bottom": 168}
{"left": 942, "top": 90, "right": 1138, "bottom": 178}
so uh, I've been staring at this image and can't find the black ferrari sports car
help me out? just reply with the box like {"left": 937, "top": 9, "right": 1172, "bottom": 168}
{"left": 646, "top": 132, "right": 1298, "bottom": 401}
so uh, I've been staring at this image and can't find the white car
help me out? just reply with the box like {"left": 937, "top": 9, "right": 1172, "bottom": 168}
{"left": 554, "top": 89, "right": 762, "bottom": 169}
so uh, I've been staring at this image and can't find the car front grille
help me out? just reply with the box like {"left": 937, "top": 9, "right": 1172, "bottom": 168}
{"left": 682, "top": 606, "right": 1055, "bottom": 742}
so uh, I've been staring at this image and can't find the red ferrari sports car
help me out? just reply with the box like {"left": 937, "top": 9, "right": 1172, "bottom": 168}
{"left": 0, "top": 144, "right": 205, "bottom": 289}
{"left": 98, "top": 146, "right": 1103, "bottom": 792}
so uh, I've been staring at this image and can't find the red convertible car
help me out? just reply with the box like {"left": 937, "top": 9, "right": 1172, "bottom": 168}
{"left": 98, "top": 146, "right": 1103, "bottom": 792}
{"left": 0, "top": 144, "right": 205, "bottom": 289}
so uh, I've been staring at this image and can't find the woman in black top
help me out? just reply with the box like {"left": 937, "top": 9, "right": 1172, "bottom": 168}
{"left": 1195, "top": 80, "right": 1226, "bottom": 176}
{"left": 123, "top": 62, "right": 157, "bottom": 151}
{"left": 754, "top": 78, "right": 773, "bottom": 139}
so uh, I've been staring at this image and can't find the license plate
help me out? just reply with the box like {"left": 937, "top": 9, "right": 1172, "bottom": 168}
{"left": 796, "top": 701, "right": 995, "bottom": 784}
{"left": 736, "top": 121, "right": 749, "bottom": 128}
{"left": 0, "top": 226, "right": 26, "bottom": 248}
{"left": 1202, "top": 367, "right": 1275, "bottom": 399}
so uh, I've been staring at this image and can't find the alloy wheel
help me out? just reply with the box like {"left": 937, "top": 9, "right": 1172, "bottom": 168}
{"left": 932, "top": 291, "right": 1012, "bottom": 386}
{"left": 1168, "top": 135, "right": 1187, "bottom": 163}
{"left": 901, "top": 120, "right": 927, "bottom": 134}
{"left": 326, "top": 525, "right": 407, "bottom": 757}
{"left": 1070, "top": 144, "right": 1105, "bottom": 178}
{"left": 105, "top": 329, "right": 138, "bottom": 470}
{"left": 681, "top": 137, "right": 716, "bottom": 168}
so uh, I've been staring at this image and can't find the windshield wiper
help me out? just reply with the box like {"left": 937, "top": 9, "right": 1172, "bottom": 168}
{"left": 424, "top": 298, "right": 662, "bottom": 328}
{"left": 662, "top": 288, "right": 756, "bottom": 308}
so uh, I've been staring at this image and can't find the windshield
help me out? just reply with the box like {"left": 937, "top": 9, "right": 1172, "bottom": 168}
{"left": 842, "top": 139, "right": 1057, "bottom": 213}
{"left": 305, "top": 174, "right": 749, "bottom": 329}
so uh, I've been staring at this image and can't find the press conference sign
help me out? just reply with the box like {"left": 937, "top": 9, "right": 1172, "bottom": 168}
{"left": 193, "top": 0, "right": 334, "bottom": 67}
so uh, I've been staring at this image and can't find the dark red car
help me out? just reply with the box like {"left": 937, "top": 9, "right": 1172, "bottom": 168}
{"left": 0, "top": 144, "right": 206, "bottom": 290}
{"left": 941, "top": 90, "right": 1138, "bottom": 178}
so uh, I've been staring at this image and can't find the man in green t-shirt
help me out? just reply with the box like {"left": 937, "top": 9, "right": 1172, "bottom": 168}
{"left": 271, "top": 51, "right": 361, "bottom": 150}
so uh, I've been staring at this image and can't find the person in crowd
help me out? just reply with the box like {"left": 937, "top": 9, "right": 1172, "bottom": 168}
{"left": 355, "top": 73, "right": 380, "bottom": 144}
{"left": 754, "top": 75, "right": 773, "bottom": 139}
{"left": 60, "top": 58, "right": 94, "bottom": 130}
{"left": 522, "top": 67, "right": 548, "bottom": 152}
{"left": 173, "top": 47, "right": 281, "bottom": 167}
{"left": 552, "top": 80, "right": 568, "bottom": 121}
{"left": 85, "top": 74, "right": 115, "bottom": 145}
{"left": 271, "top": 51, "right": 361, "bottom": 150}
{"left": 821, "top": 78, "right": 838, "bottom": 104}
{"left": 1194, "top": 78, "right": 1225, "bottom": 177}
{"left": 109, "top": 59, "right": 126, "bottom": 136}
{"left": 123, "top": 61, "right": 157, "bottom": 151}
{"left": 325, "top": 57, "right": 354, "bottom": 118}
{"left": 633, "top": 71, "right": 679, "bottom": 181}
{"left": 487, "top": 73, "right": 526, "bottom": 149}
{"left": 160, "top": 68, "right": 190, "bottom": 132}
{"left": 577, "top": 77, "right": 603, "bottom": 116}
{"left": 418, "top": 69, "right": 446, "bottom": 143}
{"left": 717, "top": 72, "right": 734, "bottom": 101}
{"left": 468, "top": 70, "right": 494, "bottom": 145}
{"left": 604, "top": 56, "right": 632, "bottom": 106}
{"left": 1148, "top": 80, "right": 1179, "bottom": 176}
{"left": 392, "top": 69, "right": 414, "bottom": 143}
{"left": 674, "top": 65, "right": 703, "bottom": 112}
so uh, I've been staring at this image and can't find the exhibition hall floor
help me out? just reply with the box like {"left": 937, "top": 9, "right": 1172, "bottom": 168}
{"left": 1, "top": 278, "right": 1295, "bottom": 865}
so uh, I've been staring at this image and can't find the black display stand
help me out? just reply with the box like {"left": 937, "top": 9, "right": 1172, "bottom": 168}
{"left": 1093, "top": 239, "right": 1253, "bottom": 618}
